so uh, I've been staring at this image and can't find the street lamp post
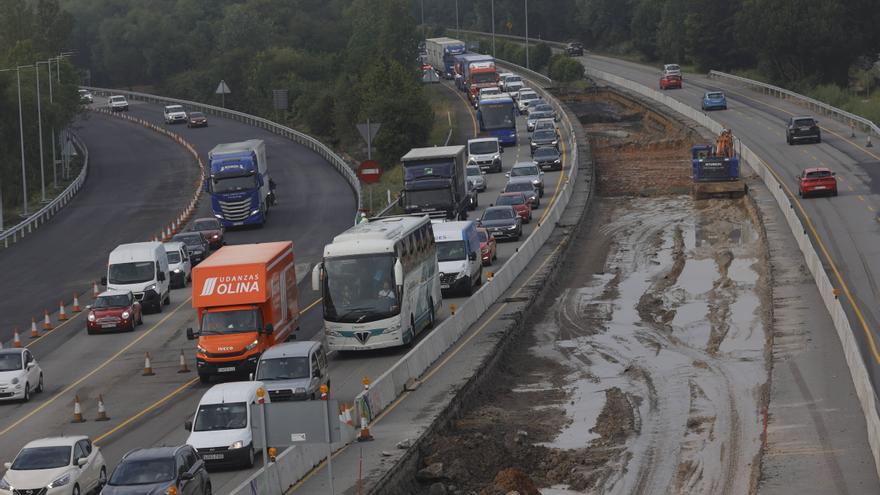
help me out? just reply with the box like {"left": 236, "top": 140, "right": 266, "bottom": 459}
{"left": 524, "top": 0, "right": 529, "bottom": 69}
{"left": 491, "top": 0, "right": 496, "bottom": 57}
{"left": 35, "top": 61, "right": 47, "bottom": 203}
{"left": 46, "top": 59, "right": 56, "bottom": 190}
{"left": 455, "top": 0, "right": 459, "bottom": 38}
{"left": 16, "top": 66, "right": 29, "bottom": 216}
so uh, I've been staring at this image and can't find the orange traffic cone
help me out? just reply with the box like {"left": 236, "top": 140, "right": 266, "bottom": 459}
{"left": 93, "top": 280, "right": 100, "bottom": 297}
{"left": 95, "top": 395, "right": 110, "bottom": 421}
{"left": 29, "top": 319, "right": 39, "bottom": 339}
{"left": 13, "top": 328, "right": 22, "bottom": 348}
{"left": 177, "top": 350, "right": 190, "bottom": 373}
{"left": 43, "top": 309, "right": 53, "bottom": 330}
{"left": 72, "top": 293, "right": 81, "bottom": 313}
{"left": 71, "top": 395, "right": 86, "bottom": 423}
{"left": 357, "top": 410, "right": 374, "bottom": 442}
{"left": 58, "top": 301, "right": 68, "bottom": 321}
{"left": 142, "top": 352, "right": 155, "bottom": 376}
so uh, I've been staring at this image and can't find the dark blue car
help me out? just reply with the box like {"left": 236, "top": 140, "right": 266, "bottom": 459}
{"left": 701, "top": 91, "right": 728, "bottom": 111}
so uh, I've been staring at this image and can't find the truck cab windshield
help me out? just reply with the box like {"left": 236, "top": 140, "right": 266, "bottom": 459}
{"left": 473, "top": 73, "right": 496, "bottom": 84}
{"left": 404, "top": 161, "right": 453, "bottom": 181}
{"left": 201, "top": 309, "right": 262, "bottom": 334}
{"left": 212, "top": 175, "right": 257, "bottom": 193}
{"left": 256, "top": 357, "right": 310, "bottom": 380}
{"left": 469, "top": 141, "right": 498, "bottom": 155}
{"left": 323, "top": 254, "right": 398, "bottom": 323}
{"left": 193, "top": 402, "right": 247, "bottom": 431}
{"left": 109, "top": 261, "right": 156, "bottom": 285}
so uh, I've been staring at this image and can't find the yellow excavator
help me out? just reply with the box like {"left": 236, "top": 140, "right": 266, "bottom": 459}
{"left": 691, "top": 129, "right": 746, "bottom": 199}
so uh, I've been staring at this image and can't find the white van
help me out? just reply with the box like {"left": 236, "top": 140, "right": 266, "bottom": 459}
{"left": 255, "top": 341, "right": 329, "bottom": 401}
{"left": 467, "top": 137, "right": 503, "bottom": 173}
{"left": 163, "top": 241, "right": 192, "bottom": 289}
{"left": 433, "top": 221, "right": 482, "bottom": 296}
{"left": 185, "top": 381, "right": 267, "bottom": 469}
{"left": 102, "top": 242, "right": 170, "bottom": 313}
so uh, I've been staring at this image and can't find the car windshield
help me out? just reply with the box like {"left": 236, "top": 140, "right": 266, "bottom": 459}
{"left": 93, "top": 295, "right": 130, "bottom": 308}
{"left": 534, "top": 148, "right": 559, "bottom": 160}
{"left": 0, "top": 354, "right": 22, "bottom": 371}
{"left": 12, "top": 447, "right": 71, "bottom": 470}
{"left": 109, "top": 459, "right": 176, "bottom": 485}
{"left": 166, "top": 106, "right": 183, "bottom": 112}
{"left": 256, "top": 357, "right": 310, "bottom": 380}
{"left": 794, "top": 118, "right": 815, "bottom": 126}
{"left": 529, "top": 112, "right": 552, "bottom": 121}
{"left": 469, "top": 141, "right": 498, "bottom": 155}
{"left": 193, "top": 402, "right": 247, "bottom": 431}
{"left": 193, "top": 219, "right": 219, "bottom": 230}
{"left": 212, "top": 174, "right": 257, "bottom": 193}
{"left": 532, "top": 104, "right": 553, "bottom": 113}
{"left": 323, "top": 254, "right": 398, "bottom": 323}
{"left": 109, "top": 261, "right": 155, "bottom": 285}
{"left": 111, "top": 97, "right": 125, "bottom": 103}
{"left": 482, "top": 208, "right": 514, "bottom": 221}
{"left": 478, "top": 230, "right": 489, "bottom": 242}
{"left": 805, "top": 170, "right": 832, "bottom": 179}
{"left": 467, "top": 167, "right": 481, "bottom": 177}
{"left": 201, "top": 309, "right": 261, "bottom": 335}
{"left": 497, "top": 194, "right": 524, "bottom": 206}
{"left": 481, "top": 89, "right": 501, "bottom": 97}
{"left": 166, "top": 251, "right": 181, "bottom": 264}
{"left": 505, "top": 182, "right": 535, "bottom": 193}
{"left": 511, "top": 166, "right": 539, "bottom": 177}
{"left": 519, "top": 93, "right": 538, "bottom": 101}
{"left": 173, "top": 235, "right": 203, "bottom": 248}
{"left": 665, "top": 64, "right": 680, "bottom": 71}
{"left": 505, "top": 76, "right": 522, "bottom": 83}
{"left": 437, "top": 241, "right": 467, "bottom": 262}
{"left": 190, "top": 112, "right": 205, "bottom": 118}
{"left": 707, "top": 92, "right": 723, "bottom": 99}
{"left": 533, "top": 130, "right": 556, "bottom": 141}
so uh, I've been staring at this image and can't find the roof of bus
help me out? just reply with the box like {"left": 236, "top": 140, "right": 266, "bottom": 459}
{"left": 326, "top": 216, "right": 429, "bottom": 257}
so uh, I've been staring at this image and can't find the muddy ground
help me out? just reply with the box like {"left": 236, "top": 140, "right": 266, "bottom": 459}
{"left": 411, "top": 89, "right": 771, "bottom": 495}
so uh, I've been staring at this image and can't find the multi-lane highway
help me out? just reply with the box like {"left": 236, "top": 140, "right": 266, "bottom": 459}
{"left": 575, "top": 53, "right": 880, "bottom": 394}
{"left": 0, "top": 75, "right": 573, "bottom": 494}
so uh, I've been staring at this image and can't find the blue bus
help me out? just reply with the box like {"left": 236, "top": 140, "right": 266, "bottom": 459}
{"left": 476, "top": 97, "right": 518, "bottom": 145}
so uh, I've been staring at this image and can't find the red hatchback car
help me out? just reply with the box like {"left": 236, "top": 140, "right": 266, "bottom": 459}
{"left": 798, "top": 167, "right": 838, "bottom": 197}
{"left": 87, "top": 290, "right": 143, "bottom": 334}
{"left": 660, "top": 74, "right": 682, "bottom": 90}
{"left": 495, "top": 192, "right": 532, "bottom": 223}
{"left": 477, "top": 227, "right": 497, "bottom": 266}
{"left": 190, "top": 217, "right": 225, "bottom": 249}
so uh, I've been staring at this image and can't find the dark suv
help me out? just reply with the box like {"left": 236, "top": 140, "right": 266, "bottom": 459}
{"left": 786, "top": 116, "right": 821, "bottom": 144}
{"left": 566, "top": 42, "right": 584, "bottom": 56}
{"left": 103, "top": 445, "right": 211, "bottom": 495}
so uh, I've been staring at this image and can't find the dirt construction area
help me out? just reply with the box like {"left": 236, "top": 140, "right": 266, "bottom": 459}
{"left": 410, "top": 90, "right": 772, "bottom": 495}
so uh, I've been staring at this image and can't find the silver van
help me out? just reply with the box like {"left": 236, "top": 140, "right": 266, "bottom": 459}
{"left": 253, "top": 342, "right": 329, "bottom": 401}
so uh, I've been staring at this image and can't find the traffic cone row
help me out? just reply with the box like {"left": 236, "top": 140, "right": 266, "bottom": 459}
{"left": 70, "top": 395, "right": 113, "bottom": 423}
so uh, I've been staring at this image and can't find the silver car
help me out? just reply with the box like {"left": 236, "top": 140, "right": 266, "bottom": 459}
{"left": 255, "top": 341, "right": 329, "bottom": 401}
{"left": 507, "top": 161, "right": 544, "bottom": 196}
{"left": 467, "top": 165, "right": 487, "bottom": 192}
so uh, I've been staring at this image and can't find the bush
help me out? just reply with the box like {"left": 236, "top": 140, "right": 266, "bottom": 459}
{"left": 549, "top": 55, "right": 585, "bottom": 82}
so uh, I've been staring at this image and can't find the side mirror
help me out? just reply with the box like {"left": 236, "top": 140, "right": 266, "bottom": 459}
{"left": 180, "top": 472, "right": 194, "bottom": 481}
{"left": 264, "top": 323, "right": 274, "bottom": 334}
{"left": 157, "top": 271, "right": 166, "bottom": 282}
{"left": 469, "top": 252, "right": 477, "bottom": 261}
{"left": 27, "top": 362, "right": 35, "bottom": 369}
{"left": 184, "top": 420, "right": 193, "bottom": 431}
{"left": 77, "top": 458, "right": 88, "bottom": 467}
{"left": 85, "top": 305, "right": 92, "bottom": 310}
{"left": 499, "top": 147, "right": 504, "bottom": 153}
{"left": 394, "top": 259, "right": 404, "bottom": 288}
{"left": 186, "top": 327, "right": 197, "bottom": 340}
{"left": 505, "top": 172, "right": 510, "bottom": 177}
{"left": 311, "top": 263, "right": 323, "bottom": 292}
{"left": 100, "top": 276, "right": 107, "bottom": 286}
{"left": 3, "top": 462, "right": 10, "bottom": 470}
{"left": 203, "top": 179, "right": 211, "bottom": 193}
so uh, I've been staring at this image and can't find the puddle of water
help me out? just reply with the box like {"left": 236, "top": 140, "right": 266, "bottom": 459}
{"left": 677, "top": 258, "right": 717, "bottom": 295}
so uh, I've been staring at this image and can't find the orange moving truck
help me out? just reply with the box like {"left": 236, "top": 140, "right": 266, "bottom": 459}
{"left": 186, "top": 241, "right": 299, "bottom": 383}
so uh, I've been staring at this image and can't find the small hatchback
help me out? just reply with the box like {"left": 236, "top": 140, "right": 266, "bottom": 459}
{"left": 0, "top": 349, "right": 43, "bottom": 402}
{"left": 86, "top": 290, "right": 143, "bottom": 334}
{"left": 798, "top": 167, "right": 837, "bottom": 197}
{"left": 103, "top": 445, "right": 211, "bottom": 495}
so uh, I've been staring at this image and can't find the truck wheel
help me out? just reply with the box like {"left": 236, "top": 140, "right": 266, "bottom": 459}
{"left": 164, "top": 293, "right": 171, "bottom": 306}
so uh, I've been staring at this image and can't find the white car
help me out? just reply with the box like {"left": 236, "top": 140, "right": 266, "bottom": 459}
{"left": 0, "top": 436, "right": 106, "bottom": 495}
{"left": 497, "top": 72, "right": 515, "bottom": 90}
{"left": 108, "top": 95, "right": 128, "bottom": 112}
{"left": 77, "top": 90, "right": 93, "bottom": 104}
{"left": 516, "top": 90, "right": 540, "bottom": 114}
{"left": 163, "top": 104, "right": 188, "bottom": 124}
{"left": 663, "top": 63, "right": 681, "bottom": 77}
{"left": 0, "top": 348, "right": 43, "bottom": 402}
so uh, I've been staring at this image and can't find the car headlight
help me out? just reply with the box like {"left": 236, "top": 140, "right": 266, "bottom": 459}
{"left": 251, "top": 209, "right": 261, "bottom": 215}
{"left": 554, "top": 159, "right": 561, "bottom": 164}
{"left": 146, "top": 284, "right": 157, "bottom": 292}
{"left": 493, "top": 154, "right": 501, "bottom": 161}
{"left": 552, "top": 140, "right": 558, "bottom": 146}
{"left": 0, "top": 477, "right": 10, "bottom": 490}
{"left": 532, "top": 179, "right": 540, "bottom": 185}
{"left": 197, "top": 344, "right": 207, "bottom": 354}
{"left": 455, "top": 271, "right": 466, "bottom": 279}
{"left": 47, "top": 473, "right": 71, "bottom": 488}
{"left": 229, "top": 440, "right": 244, "bottom": 450}
{"left": 173, "top": 268, "right": 181, "bottom": 273}
{"left": 88, "top": 312, "right": 96, "bottom": 322}
{"left": 295, "top": 387, "right": 307, "bottom": 395}
{"left": 122, "top": 311, "right": 130, "bottom": 319}
{"left": 212, "top": 234, "right": 219, "bottom": 239}
{"left": 327, "top": 330, "right": 343, "bottom": 337}
{"left": 244, "top": 339, "right": 259, "bottom": 351}
{"left": 506, "top": 225, "right": 517, "bottom": 230}
{"left": 11, "top": 377, "right": 19, "bottom": 385}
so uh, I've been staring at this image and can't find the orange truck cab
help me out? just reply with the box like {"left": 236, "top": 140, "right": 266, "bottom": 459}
{"left": 186, "top": 241, "right": 299, "bottom": 383}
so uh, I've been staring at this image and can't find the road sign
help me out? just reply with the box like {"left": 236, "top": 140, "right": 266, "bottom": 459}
{"left": 356, "top": 121, "right": 381, "bottom": 144}
{"left": 272, "top": 89, "right": 288, "bottom": 110}
{"left": 358, "top": 160, "right": 382, "bottom": 184}
{"left": 215, "top": 80, "right": 231, "bottom": 94}
{"left": 250, "top": 400, "right": 343, "bottom": 447}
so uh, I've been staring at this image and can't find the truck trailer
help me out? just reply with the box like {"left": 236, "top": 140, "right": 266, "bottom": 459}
{"left": 425, "top": 37, "right": 466, "bottom": 79}
{"left": 401, "top": 145, "right": 470, "bottom": 220}
{"left": 186, "top": 241, "right": 299, "bottom": 382}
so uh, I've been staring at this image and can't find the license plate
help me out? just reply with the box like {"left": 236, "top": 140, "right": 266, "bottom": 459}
{"left": 441, "top": 284, "right": 450, "bottom": 289}
{"left": 202, "top": 454, "right": 224, "bottom": 460}
{"left": 233, "top": 222, "right": 244, "bottom": 226}
{"left": 218, "top": 367, "right": 236, "bottom": 372}
{"left": 813, "top": 186, "right": 825, "bottom": 190}
{"left": 101, "top": 323, "right": 117, "bottom": 328}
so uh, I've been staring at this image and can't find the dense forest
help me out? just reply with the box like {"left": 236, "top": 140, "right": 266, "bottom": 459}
{"left": 422, "top": 0, "right": 880, "bottom": 89}
{"left": 0, "top": 0, "right": 80, "bottom": 223}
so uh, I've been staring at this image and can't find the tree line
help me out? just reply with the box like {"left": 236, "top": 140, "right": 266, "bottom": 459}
{"left": 64, "top": 0, "right": 431, "bottom": 169}
{"left": 421, "top": 0, "right": 880, "bottom": 90}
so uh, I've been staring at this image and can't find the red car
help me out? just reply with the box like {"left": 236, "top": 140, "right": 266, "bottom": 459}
{"left": 87, "top": 290, "right": 142, "bottom": 334}
{"left": 798, "top": 167, "right": 838, "bottom": 197}
{"left": 660, "top": 74, "right": 682, "bottom": 90}
{"left": 496, "top": 192, "right": 532, "bottom": 223}
{"left": 477, "top": 227, "right": 497, "bottom": 266}
{"left": 190, "top": 217, "right": 225, "bottom": 249}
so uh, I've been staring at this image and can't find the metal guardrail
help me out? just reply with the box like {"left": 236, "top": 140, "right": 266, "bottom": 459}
{"left": 1, "top": 133, "right": 88, "bottom": 249}
{"left": 707, "top": 71, "right": 880, "bottom": 138}
{"left": 85, "top": 86, "right": 362, "bottom": 222}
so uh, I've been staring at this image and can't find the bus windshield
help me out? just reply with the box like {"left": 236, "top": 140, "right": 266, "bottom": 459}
{"left": 323, "top": 254, "right": 399, "bottom": 323}
{"left": 480, "top": 102, "right": 516, "bottom": 131}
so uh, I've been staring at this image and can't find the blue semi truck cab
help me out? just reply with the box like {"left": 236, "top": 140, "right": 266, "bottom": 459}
{"left": 206, "top": 139, "right": 272, "bottom": 228}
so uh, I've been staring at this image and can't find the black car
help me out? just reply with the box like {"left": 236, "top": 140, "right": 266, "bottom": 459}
{"left": 566, "top": 42, "right": 584, "bottom": 56}
{"left": 187, "top": 111, "right": 208, "bottom": 128}
{"left": 103, "top": 445, "right": 211, "bottom": 495}
{"left": 786, "top": 116, "right": 821, "bottom": 144}
{"left": 172, "top": 232, "right": 210, "bottom": 264}
{"left": 533, "top": 146, "right": 562, "bottom": 171}
{"left": 530, "top": 129, "right": 559, "bottom": 154}
{"left": 479, "top": 206, "right": 522, "bottom": 241}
